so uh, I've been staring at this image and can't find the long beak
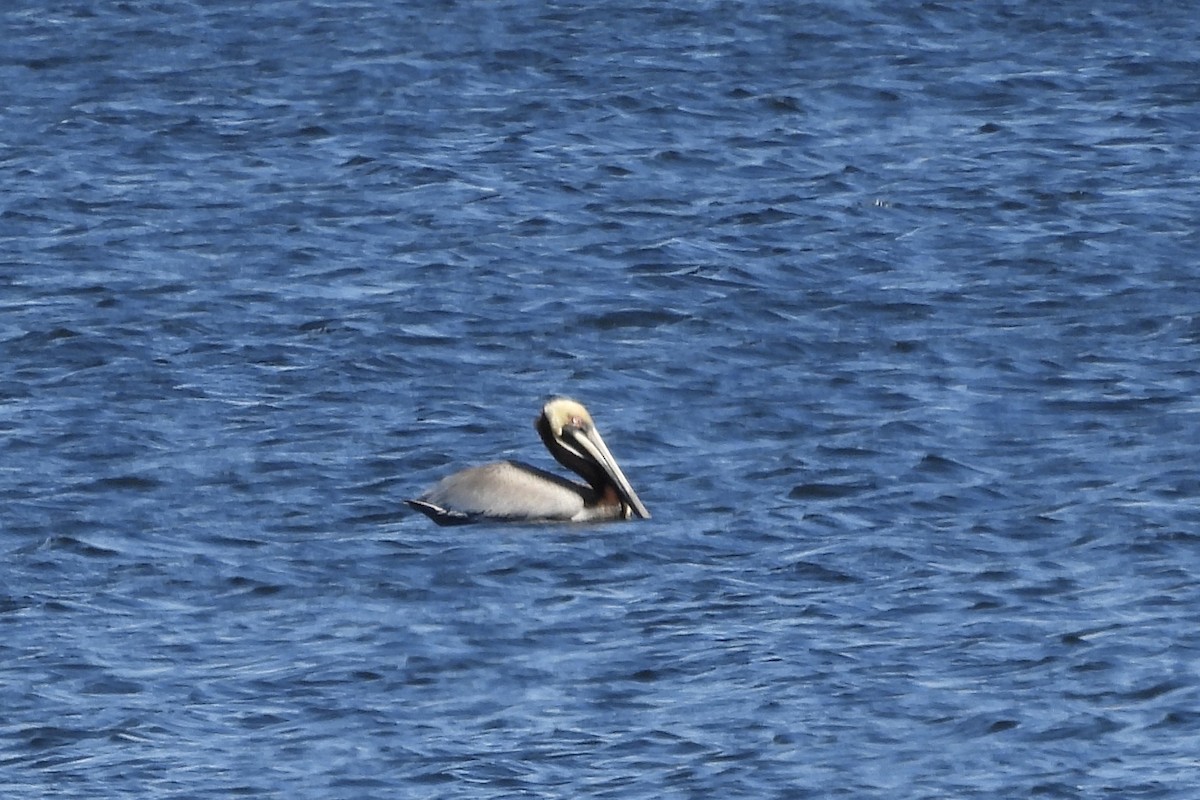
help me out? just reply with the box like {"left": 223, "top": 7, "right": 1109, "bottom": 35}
{"left": 567, "top": 426, "right": 651, "bottom": 519}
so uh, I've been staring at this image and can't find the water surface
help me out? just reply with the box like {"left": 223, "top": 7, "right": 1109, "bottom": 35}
{"left": 3, "top": 1, "right": 1200, "bottom": 797}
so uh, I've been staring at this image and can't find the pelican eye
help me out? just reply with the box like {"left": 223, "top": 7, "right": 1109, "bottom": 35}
{"left": 562, "top": 417, "right": 590, "bottom": 435}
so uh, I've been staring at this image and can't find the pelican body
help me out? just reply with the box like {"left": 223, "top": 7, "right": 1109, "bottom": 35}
{"left": 408, "top": 398, "right": 650, "bottom": 525}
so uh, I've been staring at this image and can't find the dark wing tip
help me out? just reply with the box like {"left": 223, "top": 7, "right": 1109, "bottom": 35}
{"left": 406, "top": 499, "right": 479, "bottom": 526}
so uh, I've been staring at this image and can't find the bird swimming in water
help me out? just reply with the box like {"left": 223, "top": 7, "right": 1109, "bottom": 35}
{"left": 407, "top": 398, "right": 650, "bottom": 525}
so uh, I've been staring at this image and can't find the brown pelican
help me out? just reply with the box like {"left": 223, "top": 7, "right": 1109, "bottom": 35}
{"left": 407, "top": 398, "right": 650, "bottom": 525}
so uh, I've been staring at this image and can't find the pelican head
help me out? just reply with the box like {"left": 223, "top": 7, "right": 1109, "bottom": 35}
{"left": 536, "top": 398, "right": 650, "bottom": 520}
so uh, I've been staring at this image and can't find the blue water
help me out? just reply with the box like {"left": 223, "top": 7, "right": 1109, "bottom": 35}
{"left": 4, "top": 1, "right": 1200, "bottom": 797}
